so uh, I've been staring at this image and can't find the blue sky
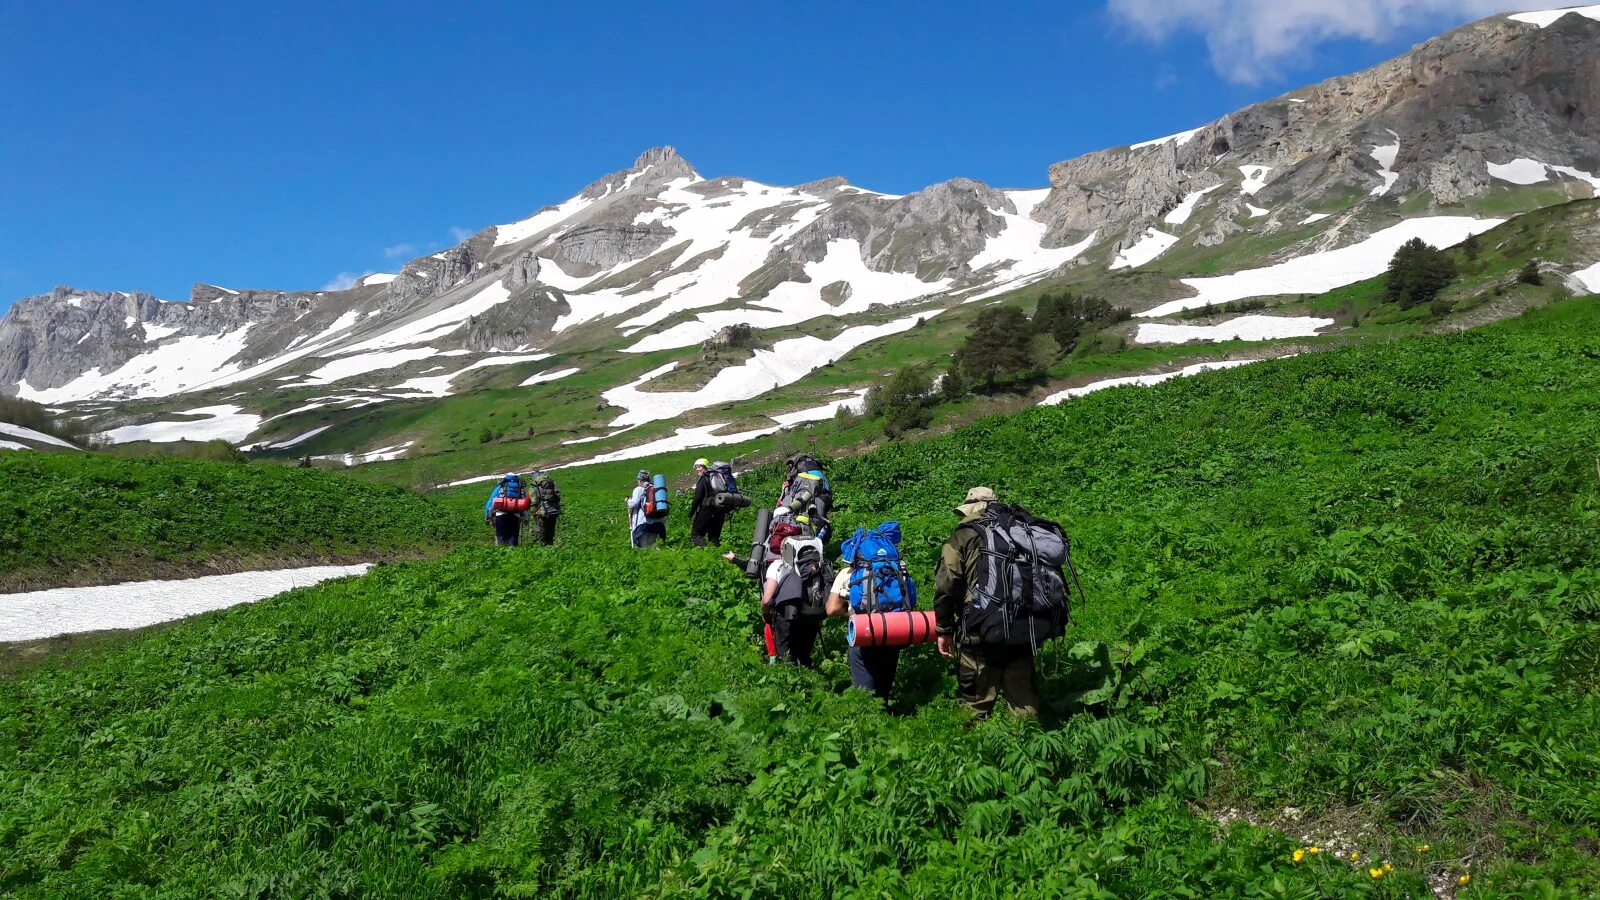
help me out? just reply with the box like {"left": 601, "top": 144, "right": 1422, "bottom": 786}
{"left": 0, "top": 0, "right": 1551, "bottom": 310}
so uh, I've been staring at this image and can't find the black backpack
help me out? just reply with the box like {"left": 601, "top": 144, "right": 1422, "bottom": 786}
{"left": 956, "top": 504, "right": 1078, "bottom": 650}
{"left": 778, "top": 536, "right": 830, "bottom": 617}
{"left": 530, "top": 472, "right": 561, "bottom": 518}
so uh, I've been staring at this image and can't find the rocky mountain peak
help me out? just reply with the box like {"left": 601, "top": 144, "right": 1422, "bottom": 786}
{"left": 578, "top": 145, "right": 701, "bottom": 200}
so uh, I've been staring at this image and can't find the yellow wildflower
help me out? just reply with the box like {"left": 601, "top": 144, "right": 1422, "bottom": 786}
{"left": 1307, "top": 846, "right": 1321, "bottom": 855}
{"left": 1383, "top": 862, "right": 1394, "bottom": 872}
{"left": 1293, "top": 849, "right": 1306, "bottom": 863}
{"left": 1417, "top": 844, "right": 1431, "bottom": 853}
{"left": 1350, "top": 851, "right": 1361, "bottom": 862}
{"left": 1459, "top": 874, "right": 1471, "bottom": 886}
{"left": 1369, "top": 867, "right": 1385, "bottom": 879}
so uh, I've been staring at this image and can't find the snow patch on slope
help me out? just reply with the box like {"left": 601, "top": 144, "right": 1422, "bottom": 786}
{"left": 1111, "top": 228, "right": 1179, "bottom": 270}
{"left": 1041, "top": 359, "right": 1263, "bottom": 406}
{"left": 1131, "top": 127, "right": 1203, "bottom": 151}
{"left": 607, "top": 312, "right": 937, "bottom": 427}
{"left": 1164, "top": 185, "right": 1223, "bottom": 226}
{"left": 1239, "top": 166, "right": 1273, "bottom": 196}
{"left": 1140, "top": 217, "right": 1504, "bottom": 317}
{"left": 970, "top": 189, "right": 1097, "bottom": 274}
{"left": 0, "top": 422, "right": 78, "bottom": 449}
{"left": 520, "top": 367, "right": 580, "bottom": 387}
{"left": 17, "top": 327, "right": 258, "bottom": 404}
{"left": 1370, "top": 131, "right": 1401, "bottom": 197}
{"left": 1508, "top": 5, "right": 1600, "bottom": 27}
{"left": 1135, "top": 315, "right": 1334, "bottom": 344}
{"left": 0, "top": 565, "right": 373, "bottom": 642}
{"left": 1571, "top": 261, "right": 1600, "bottom": 294}
{"left": 101, "top": 405, "right": 263, "bottom": 445}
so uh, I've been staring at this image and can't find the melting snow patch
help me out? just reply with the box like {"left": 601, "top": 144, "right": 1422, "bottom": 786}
{"left": 1370, "top": 131, "right": 1401, "bottom": 197}
{"left": 969, "top": 189, "right": 1098, "bottom": 274}
{"left": 1111, "top": 228, "right": 1180, "bottom": 270}
{"left": 394, "top": 353, "right": 552, "bottom": 397}
{"left": 1135, "top": 315, "right": 1334, "bottom": 344}
{"left": 261, "top": 425, "right": 333, "bottom": 450}
{"left": 0, "top": 441, "right": 30, "bottom": 451}
{"left": 770, "top": 390, "right": 867, "bottom": 427}
{"left": 0, "top": 565, "right": 373, "bottom": 642}
{"left": 1131, "top": 126, "right": 1203, "bottom": 151}
{"left": 1041, "top": 359, "right": 1263, "bottom": 406}
{"left": 1487, "top": 158, "right": 1552, "bottom": 185}
{"left": 607, "top": 312, "right": 937, "bottom": 427}
{"left": 337, "top": 279, "right": 513, "bottom": 354}
{"left": 17, "top": 327, "right": 258, "bottom": 403}
{"left": 554, "top": 423, "right": 781, "bottom": 470}
{"left": 520, "top": 366, "right": 581, "bottom": 387}
{"left": 359, "top": 273, "right": 398, "bottom": 286}
{"left": 1165, "top": 185, "right": 1223, "bottom": 226}
{"left": 300, "top": 346, "right": 440, "bottom": 386}
{"left": 0, "top": 423, "right": 78, "bottom": 449}
{"left": 313, "top": 442, "right": 415, "bottom": 466}
{"left": 1140, "top": 216, "right": 1504, "bottom": 317}
{"left": 1300, "top": 213, "right": 1332, "bottom": 225}
{"left": 1571, "top": 261, "right": 1600, "bottom": 294}
{"left": 100, "top": 404, "right": 263, "bottom": 445}
{"left": 1239, "top": 166, "right": 1273, "bottom": 196}
{"left": 1550, "top": 164, "right": 1600, "bottom": 191}
{"left": 1508, "top": 4, "right": 1600, "bottom": 26}
{"left": 1246, "top": 204, "right": 1270, "bottom": 218}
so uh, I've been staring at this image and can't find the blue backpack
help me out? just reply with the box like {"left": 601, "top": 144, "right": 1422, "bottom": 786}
{"left": 500, "top": 475, "right": 525, "bottom": 499}
{"left": 841, "top": 522, "right": 917, "bottom": 613}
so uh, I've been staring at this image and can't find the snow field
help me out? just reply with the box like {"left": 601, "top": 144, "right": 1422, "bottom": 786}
{"left": 1111, "top": 228, "right": 1180, "bottom": 270}
{"left": 100, "top": 405, "right": 264, "bottom": 445}
{"left": 604, "top": 312, "right": 938, "bottom": 427}
{"left": 1571, "top": 261, "right": 1600, "bottom": 294}
{"left": 0, "top": 565, "right": 373, "bottom": 642}
{"left": 359, "top": 273, "right": 398, "bottom": 286}
{"left": 1487, "top": 157, "right": 1600, "bottom": 191}
{"left": 394, "top": 353, "right": 552, "bottom": 397}
{"left": 0, "top": 423, "right": 78, "bottom": 449}
{"left": 298, "top": 346, "right": 441, "bottom": 386}
{"left": 1508, "top": 5, "right": 1600, "bottom": 27}
{"left": 335, "top": 279, "right": 513, "bottom": 355}
{"left": 968, "top": 189, "right": 1097, "bottom": 275}
{"left": 1135, "top": 315, "right": 1334, "bottom": 344}
{"left": 1140, "top": 216, "right": 1505, "bottom": 317}
{"left": 0, "top": 441, "right": 30, "bottom": 451}
{"left": 1164, "top": 185, "right": 1223, "bottom": 227}
{"left": 17, "top": 326, "right": 258, "bottom": 404}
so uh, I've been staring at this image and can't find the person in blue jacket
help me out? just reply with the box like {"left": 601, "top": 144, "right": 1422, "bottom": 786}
{"left": 484, "top": 473, "right": 528, "bottom": 547}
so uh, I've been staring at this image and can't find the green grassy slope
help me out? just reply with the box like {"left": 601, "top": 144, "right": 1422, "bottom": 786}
{"left": 3, "top": 299, "right": 1599, "bottom": 895}
{"left": 0, "top": 453, "right": 476, "bottom": 591}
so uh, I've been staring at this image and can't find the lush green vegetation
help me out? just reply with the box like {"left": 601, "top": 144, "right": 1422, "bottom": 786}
{"left": 4, "top": 295, "right": 1599, "bottom": 894}
{"left": 0, "top": 453, "right": 474, "bottom": 590}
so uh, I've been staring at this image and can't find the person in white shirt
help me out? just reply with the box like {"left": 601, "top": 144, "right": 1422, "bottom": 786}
{"left": 626, "top": 470, "right": 667, "bottom": 548}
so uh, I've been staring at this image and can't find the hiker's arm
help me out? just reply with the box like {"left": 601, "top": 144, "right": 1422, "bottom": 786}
{"left": 826, "top": 589, "right": 848, "bottom": 618}
{"left": 484, "top": 487, "right": 499, "bottom": 520}
{"left": 934, "top": 537, "right": 965, "bottom": 636}
{"left": 761, "top": 577, "right": 779, "bottom": 611}
{"left": 626, "top": 488, "right": 641, "bottom": 511}
{"left": 692, "top": 477, "right": 708, "bottom": 511}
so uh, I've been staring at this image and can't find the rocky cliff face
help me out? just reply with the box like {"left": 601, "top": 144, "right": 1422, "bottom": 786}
{"left": 3, "top": 8, "right": 1596, "bottom": 407}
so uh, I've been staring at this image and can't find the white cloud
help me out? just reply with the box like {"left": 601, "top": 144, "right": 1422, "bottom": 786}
{"left": 448, "top": 226, "right": 474, "bottom": 243}
{"left": 321, "top": 271, "right": 375, "bottom": 291}
{"left": 383, "top": 242, "right": 418, "bottom": 259}
{"left": 1106, "top": 1, "right": 1573, "bottom": 83}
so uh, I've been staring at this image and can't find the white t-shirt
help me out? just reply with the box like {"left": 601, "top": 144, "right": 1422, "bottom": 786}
{"left": 830, "top": 568, "right": 851, "bottom": 597}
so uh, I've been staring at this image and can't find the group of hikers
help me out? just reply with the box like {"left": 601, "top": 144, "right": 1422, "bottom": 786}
{"left": 482, "top": 471, "right": 561, "bottom": 547}
{"left": 486, "top": 453, "right": 1079, "bottom": 718}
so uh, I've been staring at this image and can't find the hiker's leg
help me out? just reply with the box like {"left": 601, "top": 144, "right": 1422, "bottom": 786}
{"left": 999, "top": 646, "right": 1040, "bottom": 719}
{"left": 707, "top": 511, "right": 727, "bottom": 546}
{"left": 790, "top": 614, "right": 823, "bottom": 668}
{"left": 956, "top": 645, "right": 1000, "bottom": 719}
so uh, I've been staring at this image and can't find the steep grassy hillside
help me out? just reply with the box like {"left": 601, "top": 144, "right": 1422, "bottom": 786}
{"left": 3, "top": 299, "right": 1599, "bottom": 895}
{"left": 0, "top": 454, "right": 475, "bottom": 590}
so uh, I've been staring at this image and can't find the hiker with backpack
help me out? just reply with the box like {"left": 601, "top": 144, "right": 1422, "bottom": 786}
{"left": 689, "top": 458, "right": 744, "bottom": 547}
{"left": 777, "top": 453, "right": 833, "bottom": 541}
{"left": 934, "top": 487, "right": 1076, "bottom": 719}
{"left": 761, "top": 525, "right": 830, "bottom": 667}
{"left": 527, "top": 470, "right": 561, "bottom": 545}
{"left": 484, "top": 473, "right": 530, "bottom": 547}
{"left": 627, "top": 470, "right": 669, "bottom": 548}
{"left": 828, "top": 521, "right": 918, "bottom": 703}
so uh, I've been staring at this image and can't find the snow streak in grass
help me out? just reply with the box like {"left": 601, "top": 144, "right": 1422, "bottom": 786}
{"left": 1040, "top": 359, "right": 1263, "bottom": 406}
{"left": 0, "top": 423, "right": 78, "bottom": 449}
{"left": 1164, "top": 185, "right": 1223, "bottom": 226}
{"left": 100, "top": 405, "right": 264, "bottom": 445}
{"left": 0, "top": 565, "right": 372, "bottom": 641}
{"left": 1370, "top": 131, "right": 1401, "bottom": 197}
{"left": 1135, "top": 315, "right": 1333, "bottom": 344}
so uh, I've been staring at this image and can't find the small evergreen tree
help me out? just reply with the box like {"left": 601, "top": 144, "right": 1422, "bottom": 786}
{"left": 959, "top": 306, "right": 1032, "bottom": 391}
{"left": 880, "top": 366, "right": 934, "bottom": 439}
{"left": 1461, "top": 232, "right": 1482, "bottom": 262}
{"left": 940, "top": 358, "right": 967, "bottom": 402}
{"left": 1386, "top": 238, "right": 1457, "bottom": 308}
{"left": 1518, "top": 260, "right": 1544, "bottom": 286}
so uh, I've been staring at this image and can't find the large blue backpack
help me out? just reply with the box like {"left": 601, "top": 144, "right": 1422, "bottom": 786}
{"left": 841, "top": 521, "right": 916, "bottom": 613}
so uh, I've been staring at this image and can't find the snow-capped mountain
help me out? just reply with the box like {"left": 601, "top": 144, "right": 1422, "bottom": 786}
{"left": 2, "top": 5, "right": 1598, "bottom": 456}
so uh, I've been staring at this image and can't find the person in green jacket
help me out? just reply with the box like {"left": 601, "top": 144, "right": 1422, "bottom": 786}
{"left": 933, "top": 486, "right": 1040, "bottom": 719}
